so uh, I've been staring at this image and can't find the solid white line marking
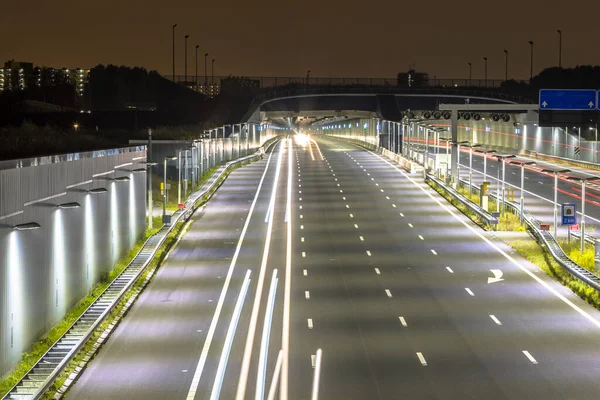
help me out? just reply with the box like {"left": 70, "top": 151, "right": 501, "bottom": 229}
{"left": 465, "top": 288, "right": 475, "bottom": 296}
{"left": 385, "top": 289, "right": 392, "bottom": 297}
{"left": 431, "top": 249, "right": 438, "bottom": 255}
{"left": 308, "top": 319, "right": 313, "bottom": 329}
{"left": 303, "top": 269, "right": 308, "bottom": 276}
{"left": 255, "top": 270, "right": 279, "bottom": 400}
{"left": 366, "top": 250, "right": 372, "bottom": 256}
{"left": 416, "top": 352, "right": 427, "bottom": 366}
{"left": 305, "top": 291, "right": 310, "bottom": 299}
{"left": 266, "top": 351, "right": 283, "bottom": 400}
{"left": 399, "top": 317, "right": 407, "bottom": 327}
{"left": 490, "top": 315, "right": 502, "bottom": 325}
{"left": 186, "top": 146, "right": 275, "bottom": 400}
{"left": 446, "top": 267, "right": 454, "bottom": 274}
{"left": 374, "top": 268, "right": 381, "bottom": 274}
{"left": 209, "top": 270, "right": 251, "bottom": 400}
{"left": 418, "top": 235, "right": 424, "bottom": 240}
{"left": 311, "top": 349, "right": 323, "bottom": 400}
{"left": 523, "top": 350, "right": 538, "bottom": 364}
{"left": 359, "top": 236, "right": 364, "bottom": 241}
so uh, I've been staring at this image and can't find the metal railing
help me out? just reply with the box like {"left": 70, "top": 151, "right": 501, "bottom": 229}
{"left": 3, "top": 140, "right": 277, "bottom": 400}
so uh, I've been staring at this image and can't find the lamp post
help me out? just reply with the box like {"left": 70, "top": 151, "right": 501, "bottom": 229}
{"left": 511, "top": 161, "right": 536, "bottom": 225}
{"left": 557, "top": 29, "right": 562, "bottom": 68}
{"left": 204, "top": 53, "right": 209, "bottom": 87}
{"left": 483, "top": 57, "right": 488, "bottom": 87}
{"left": 504, "top": 49, "right": 508, "bottom": 82}
{"left": 184, "top": 35, "right": 189, "bottom": 84}
{"left": 475, "top": 149, "right": 496, "bottom": 182}
{"left": 453, "top": 140, "right": 469, "bottom": 187}
{"left": 468, "top": 62, "right": 472, "bottom": 86}
{"left": 468, "top": 144, "right": 481, "bottom": 197}
{"left": 195, "top": 45, "right": 199, "bottom": 89}
{"left": 541, "top": 168, "right": 571, "bottom": 239}
{"left": 163, "top": 155, "right": 177, "bottom": 223}
{"left": 493, "top": 154, "right": 516, "bottom": 215}
{"left": 567, "top": 176, "right": 600, "bottom": 252}
{"left": 440, "top": 137, "right": 451, "bottom": 181}
{"left": 212, "top": 58, "right": 215, "bottom": 85}
{"left": 177, "top": 149, "right": 182, "bottom": 205}
{"left": 529, "top": 41, "right": 534, "bottom": 80}
{"left": 172, "top": 24, "right": 177, "bottom": 81}
{"left": 146, "top": 161, "right": 158, "bottom": 228}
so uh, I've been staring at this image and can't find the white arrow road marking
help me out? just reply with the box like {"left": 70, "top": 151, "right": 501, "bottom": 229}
{"left": 488, "top": 269, "right": 504, "bottom": 284}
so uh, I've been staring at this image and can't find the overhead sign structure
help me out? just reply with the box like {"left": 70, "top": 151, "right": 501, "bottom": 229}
{"left": 562, "top": 203, "right": 577, "bottom": 225}
{"left": 539, "top": 89, "right": 597, "bottom": 110}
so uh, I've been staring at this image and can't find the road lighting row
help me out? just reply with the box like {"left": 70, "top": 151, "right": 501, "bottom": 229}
{"left": 172, "top": 23, "right": 213, "bottom": 87}
{"left": 471, "top": 30, "right": 564, "bottom": 84}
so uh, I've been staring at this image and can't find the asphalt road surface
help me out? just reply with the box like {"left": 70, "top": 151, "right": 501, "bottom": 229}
{"left": 69, "top": 135, "right": 600, "bottom": 400}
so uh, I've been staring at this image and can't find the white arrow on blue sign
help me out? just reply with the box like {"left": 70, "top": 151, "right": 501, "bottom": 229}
{"left": 539, "top": 89, "right": 597, "bottom": 110}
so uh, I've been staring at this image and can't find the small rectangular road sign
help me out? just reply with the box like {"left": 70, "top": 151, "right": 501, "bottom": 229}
{"left": 562, "top": 203, "right": 577, "bottom": 225}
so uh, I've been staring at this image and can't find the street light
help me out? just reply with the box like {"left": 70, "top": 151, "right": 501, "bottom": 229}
{"left": 172, "top": 24, "right": 177, "bottom": 81}
{"left": 439, "top": 137, "right": 452, "bottom": 181}
{"left": 541, "top": 168, "right": 571, "bottom": 239}
{"left": 163, "top": 155, "right": 177, "bottom": 223}
{"left": 467, "top": 144, "right": 481, "bottom": 197}
{"left": 483, "top": 57, "right": 488, "bottom": 87}
{"left": 529, "top": 40, "right": 534, "bottom": 80}
{"left": 452, "top": 140, "right": 469, "bottom": 187}
{"left": 87, "top": 188, "right": 108, "bottom": 194}
{"left": 57, "top": 202, "right": 81, "bottom": 209}
{"left": 475, "top": 149, "right": 496, "bottom": 182}
{"left": 204, "top": 53, "right": 209, "bottom": 87}
{"left": 12, "top": 222, "right": 41, "bottom": 230}
{"left": 510, "top": 161, "right": 536, "bottom": 225}
{"left": 146, "top": 161, "right": 158, "bottom": 229}
{"left": 493, "top": 154, "right": 516, "bottom": 215}
{"left": 504, "top": 49, "right": 508, "bottom": 82}
{"left": 557, "top": 29, "right": 562, "bottom": 68}
{"left": 468, "top": 62, "right": 472, "bottom": 86}
{"left": 184, "top": 35, "right": 189, "bottom": 85}
{"left": 567, "top": 176, "right": 600, "bottom": 252}
{"left": 195, "top": 45, "right": 199, "bottom": 89}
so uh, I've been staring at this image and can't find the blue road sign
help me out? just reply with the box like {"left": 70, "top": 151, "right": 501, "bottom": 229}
{"left": 539, "top": 89, "right": 597, "bottom": 110}
{"left": 562, "top": 203, "right": 577, "bottom": 225}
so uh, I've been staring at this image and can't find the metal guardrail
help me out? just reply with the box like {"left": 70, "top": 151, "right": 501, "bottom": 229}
{"left": 455, "top": 176, "right": 600, "bottom": 291}
{"left": 426, "top": 174, "right": 499, "bottom": 226}
{"left": 3, "top": 142, "right": 275, "bottom": 400}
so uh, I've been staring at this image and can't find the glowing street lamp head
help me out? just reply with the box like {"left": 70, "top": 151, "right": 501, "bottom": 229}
{"left": 57, "top": 202, "right": 81, "bottom": 209}
{"left": 87, "top": 188, "right": 108, "bottom": 194}
{"left": 12, "top": 222, "right": 41, "bottom": 230}
{"left": 112, "top": 176, "right": 131, "bottom": 182}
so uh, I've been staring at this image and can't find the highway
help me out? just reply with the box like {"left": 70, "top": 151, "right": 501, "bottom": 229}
{"left": 69, "top": 134, "right": 600, "bottom": 399}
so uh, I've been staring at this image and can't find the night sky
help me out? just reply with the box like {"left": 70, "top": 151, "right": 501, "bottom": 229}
{"left": 2, "top": 0, "right": 599, "bottom": 80}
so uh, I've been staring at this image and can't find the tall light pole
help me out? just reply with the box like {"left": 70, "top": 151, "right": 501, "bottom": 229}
{"left": 204, "top": 53, "right": 209, "bottom": 87}
{"left": 468, "top": 144, "right": 481, "bottom": 197}
{"left": 542, "top": 168, "right": 571, "bottom": 239}
{"left": 468, "top": 62, "right": 472, "bottom": 86}
{"left": 184, "top": 35, "right": 189, "bottom": 84}
{"left": 557, "top": 29, "right": 562, "bottom": 68}
{"left": 163, "top": 155, "right": 177, "bottom": 223}
{"left": 476, "top": 149, "right": 496, "bottom": 182}
{"left": 504, "top": 50, "right": 508, "bottom": 82}
{"left": 567, "top": 176, "right": 600, "bottom": 252}
{"left": 483, "top": 57, "right": 488, "bottom": 87}
{"left": 493, "top": 154, "right": 516, "bottom": 215}
{"left": 511, "top": 161, "right": 536, "bottom": 225}
{"left": 529, "top": 40, "right": 534, "bottom": 80}
{"left": 195, "top": 45, "right": 199, "bottom": 88}
{"left": 212, "top": 58, "right": 215, "bottom": 85}
{"left": 172, "top": 24, "right": 177, "bottom": 81}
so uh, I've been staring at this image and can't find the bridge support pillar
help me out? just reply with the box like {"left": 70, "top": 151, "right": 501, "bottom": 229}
{"left": 450, "top": 109, "right": 459, "bottom": 186}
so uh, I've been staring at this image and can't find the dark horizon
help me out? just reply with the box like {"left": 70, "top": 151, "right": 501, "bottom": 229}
{"left": 2, "top": 1, "right": 600, "bottom": 80}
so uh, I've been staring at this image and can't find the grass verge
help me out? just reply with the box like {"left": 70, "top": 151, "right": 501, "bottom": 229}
{"left": 0, "top": 216, "right": 162, "bottom": 397}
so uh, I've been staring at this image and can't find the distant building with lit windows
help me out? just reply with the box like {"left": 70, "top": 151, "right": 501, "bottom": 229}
{"left": 1, "top": 60, "right": 90, "bottom": 96}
